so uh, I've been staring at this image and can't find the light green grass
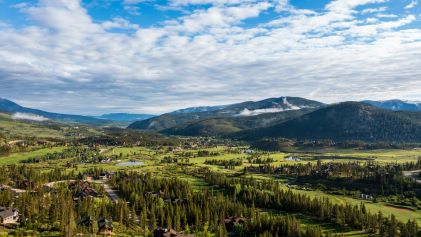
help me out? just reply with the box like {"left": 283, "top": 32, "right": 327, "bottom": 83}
{"left": 279, "top": 184, "right": 421, "bottom": 224}
{"left": 0, "top": 146, "right": 66, "bottom": 165}
{"left": 0, "top": 113, "right": 63, "bottom": 138}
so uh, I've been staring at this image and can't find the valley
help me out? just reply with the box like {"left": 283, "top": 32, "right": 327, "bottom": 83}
{"left": 1, "top": 97, "right": 421, "bottom": 236}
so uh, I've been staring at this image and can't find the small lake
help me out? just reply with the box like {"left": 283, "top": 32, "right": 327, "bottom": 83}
{"left": 115, "top": 161, "right": 144, "bottom": 167}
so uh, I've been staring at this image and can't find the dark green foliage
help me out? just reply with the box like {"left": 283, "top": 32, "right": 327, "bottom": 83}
{"left": 236, "top": 102, "right": 421, "bottom": 142}
{"left": 128, "top": 97, "right": 323, "bottom": 134}
{"left": 188, "top": 168, "right": 420, "bottom": 235}
{"left": 162, "top": 109, "right": 314, "bottom": 137}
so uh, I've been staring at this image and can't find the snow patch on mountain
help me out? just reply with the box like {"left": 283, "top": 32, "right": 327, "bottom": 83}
{"left": 282, "top": 97, "right": 301, "bottom": 110}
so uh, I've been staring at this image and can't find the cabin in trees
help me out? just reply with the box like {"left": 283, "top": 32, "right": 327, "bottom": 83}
{"left": 224, "top": 216, "right": 246, "bottom": 231}
{"left": 97, "top": 217, "right": 113, "bottom": 235}
{"left": 153, "top": 227, "right": 194, "bottom": 237}
{"left": 0, "top": 207, "right": 19, "bottom": 224}
{"left": 69, "top": 181, "right": 99, "bottom": 200}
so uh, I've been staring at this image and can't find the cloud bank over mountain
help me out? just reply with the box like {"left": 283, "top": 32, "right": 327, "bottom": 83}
{"left": 0, "top": 0, "right": 420, "bottom": 114}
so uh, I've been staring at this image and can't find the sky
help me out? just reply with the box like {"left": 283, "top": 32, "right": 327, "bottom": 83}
{"left": 0, "top": 0, "right": 420, "bottom": 115}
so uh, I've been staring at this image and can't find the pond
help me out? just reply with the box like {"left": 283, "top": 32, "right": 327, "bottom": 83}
{"left": 115, "top": 161, "right": 144, "bottom": 167}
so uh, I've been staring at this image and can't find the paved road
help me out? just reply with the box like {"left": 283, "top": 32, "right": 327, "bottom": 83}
{"left": 0, "top": 184, "right": 26, "bottom": 194}
{"left": 93, "top": 180, "right": 120, "bottom": 202}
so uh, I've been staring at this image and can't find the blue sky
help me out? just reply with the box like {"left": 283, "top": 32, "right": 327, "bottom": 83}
{"left": 0, "top": 0, "right": 420, "bottom": 115}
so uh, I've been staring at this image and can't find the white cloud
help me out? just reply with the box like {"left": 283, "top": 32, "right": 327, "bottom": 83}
{"left": 124, "top": 5, "right": 141, "bottom": 15}
{"left": 361, "top": 6, "right": 387, "bottom": 14}
{"left": 12, "top": 113, "right": 49, "bottom": 122}
{"left": 101, "top": 17, "right": 139, "bottom": 30}
{"left": 239, "top": 108, "right": 289, "bottom": 116}
{"left": 405, "top": 0, "right": 418, "bottom": 9}
{"left": 170, "top": 2, "right": 272, "bottom": 33}
{"left": 0, "top": 0, "right": 420, "bottom": 114}
{"left": 376, "top": 13, "right": 398, "bottom": 18}
{"left": 326, "top": 0, "right": 388, "bottom": 14}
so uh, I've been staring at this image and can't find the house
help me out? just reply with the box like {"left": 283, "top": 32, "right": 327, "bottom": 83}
{"left": 153, "top": 227, "right": 194, "bottom": 237}
{"left": 0, "top": 207, "right": 19, "bottom": 224}
{"left": 224, "top": 216, "right": 246, "bottom": 231}
{"left": 286, "top": 156, "right": 301, "bottom": 161}
{"left": 97, "top": 217, "right": 113, "bottom": 235}
{"left": 69, "top": 181, "right": 99, "bottom": 200}
{"left": 244, "top": 149, "right": 255, "bottom": 154}
{"left": 360, "top": 193, "right": 374, "bottom": 200}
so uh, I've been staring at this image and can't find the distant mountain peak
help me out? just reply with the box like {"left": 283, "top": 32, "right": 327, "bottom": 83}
{"left": 235, "top": 101, "right": 421, "bottom": 142}
{"left": 0, "top": 98, "right": 108, "bottom": 125}
{"left": 363, "top": 99, "right": 421, "bottom": 112}
{"left": 238, "top": 97, "right": 318, "bottom": 116}
{"left": 170, "top": 105, "right": 229, "bottom": 114}
{"left": 96, "top": 113, "right": 155, "bottom": 122}
{"left": 128, "top": 96, "right": 324, "bottom": 132}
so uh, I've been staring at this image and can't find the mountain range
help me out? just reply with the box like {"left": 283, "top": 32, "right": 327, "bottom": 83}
{"left": 128, "top": 97, "right": 324, "bottom": 131}
{"left": 363, "top": 99, "right": 421, "bottom": 112}
{"left": 94, "top": 113, "right": 155, "bottom": 122}
{"left": 0, "top": 98, "right": 153, "bottom": 125}
{"left": 4, "top": 97, "right": 421, "bottom": 143}
{"left": 128, "top": 98, "right": 421, "bottom": 143}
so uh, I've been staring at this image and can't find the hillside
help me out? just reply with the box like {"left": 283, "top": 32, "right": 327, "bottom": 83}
{"left": 0, "top": 98, "right": 108, "bottom": 125}
{"left": 162, "top": 108, "right": 314, "bottom": 136}
{"left": 0, "top": 112, "right": 102, "bottom": 139}
{"left": 235, "top": 102, "right": 421, "bottom": 142}
{"left": 128, "top": 97, "right": 324, "bottom": 131}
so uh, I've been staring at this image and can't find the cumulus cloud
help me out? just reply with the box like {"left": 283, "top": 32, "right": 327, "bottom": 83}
{"left": 361, "top": 7, "right": 387, "bottom": 14}
{"left": 12, "top": 113, "right": 49, "bottom": 122}
{"left": 405, "top": 0, "right": 418, "bottom": 9}
{"left": 0, "top": 0, "right": 420, "bottom": 114}
{"left": 101, "top": 17, "right": 140, "bottom": 30}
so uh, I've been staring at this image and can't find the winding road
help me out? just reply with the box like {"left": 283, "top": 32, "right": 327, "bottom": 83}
{"left": 92, "top": 179, "right": 120, "bottom": 202}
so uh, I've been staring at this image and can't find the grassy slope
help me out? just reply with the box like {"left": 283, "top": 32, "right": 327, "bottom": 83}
{"left": 0, "top": 146, "right": 67, "bottom": 165}
{"left": 173, "top": 146, "right": 421, "bottom": 224}
{"left": 0, "top": 113, "right": 64, "bottom": 138}
{"left": 0, "top": 113, "right": 104, "bottom": 140}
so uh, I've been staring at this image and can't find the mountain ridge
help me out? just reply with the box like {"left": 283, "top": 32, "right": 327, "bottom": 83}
{"left": 95, "top": 113, "right": 155, "bottom": 122}
{"left": 0, "top": 98, "right": 108, "bottom": 125}
{"left": 363, "top": 99, "right": 421, "bottom": 112}
{"left": 234, "top": 102, "right": 421, "bottom": 142}
{"left": 128, "top": 97, "right": 325, "bottom": 131}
